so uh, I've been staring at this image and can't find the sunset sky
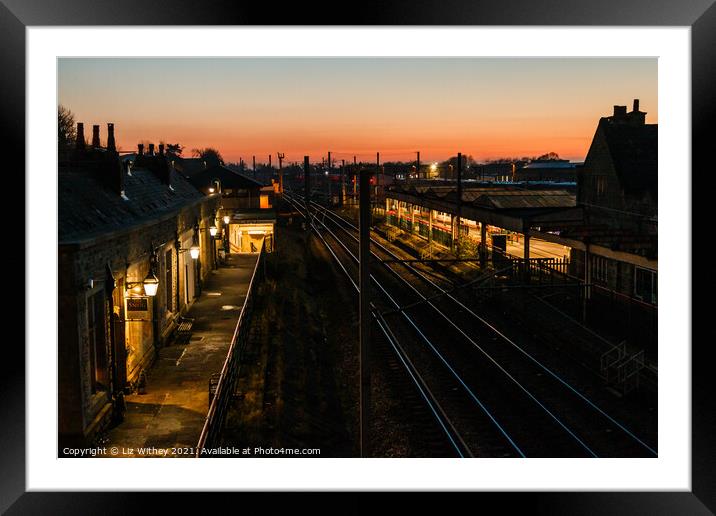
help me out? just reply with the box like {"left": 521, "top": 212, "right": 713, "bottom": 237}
{"left": 58, "top": 57, "right": 657, "bottom": 164}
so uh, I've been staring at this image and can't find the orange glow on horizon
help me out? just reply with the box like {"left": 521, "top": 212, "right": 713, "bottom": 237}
{"left": 59, "top": 57, "right": 657, "bottom": 164}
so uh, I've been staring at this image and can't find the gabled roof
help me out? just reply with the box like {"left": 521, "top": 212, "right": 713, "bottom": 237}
{"left": 173, "top": 157, "right": 208, "bottom": 178}
{"left": 599, "top": 119, "right": 658, "bottom": 199}
{"left": 186, "top": 164, "right": 266, "bottom": 192}
{"left": 59, "top": 163, "right": 203, "bottom": 244}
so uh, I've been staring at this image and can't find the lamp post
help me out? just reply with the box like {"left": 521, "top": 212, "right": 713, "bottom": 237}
{"left": 209, "top": 213, "right": 218, "bottom": 269}
{"left": 124, "top": 246, "right": 160, "bottom": 297}
{"left": 222, "top": 213, "right": 231, "bottom": 260}
{"left": 192, "top": 223, "right": 201, "bottom": 295}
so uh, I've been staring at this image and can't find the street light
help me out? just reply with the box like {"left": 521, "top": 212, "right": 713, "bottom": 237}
{"left": 223, "top": 215, "right": 230, "bottom": 225}
{"left": 142, "top": 271, "right": 160, "bottom": 297}
{"left": 209, "top": 224, "right": 218, "bottom": 237}
{"left": 189, "top": 228, "right": 200, "bottom": 260}
{"left": 126, "top": 246, "right": 160, "bottom": 297}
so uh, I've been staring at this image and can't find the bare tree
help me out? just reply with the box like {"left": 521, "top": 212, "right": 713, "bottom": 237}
{"left": 58, "top": 105, "right": 76, "bottom": 155}
{"left": 191, "top": 147, "right": 224, "bottom": 166}
{"left": 165, "top": 143, "right": 183, "bottom": 156}
{"left": 537, "top": 152, "right": 561, "bottom": 161}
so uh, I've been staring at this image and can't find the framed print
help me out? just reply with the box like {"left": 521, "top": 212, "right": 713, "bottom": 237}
{"left": 4, "top": 0, "right": 715, "bottom": 513}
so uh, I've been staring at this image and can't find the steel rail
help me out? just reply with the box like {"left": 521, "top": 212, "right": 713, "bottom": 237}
{"left": 313, "top": 198, "right": 657, "bottom": 457}
{"left": 286, "top": 191, "right": 526, "bottom": 457}
{"left": 306, "top": 197, "right": 596, "bottom": 457}
{"left": 283, "top": 192, "right": 471, "bottom": 457}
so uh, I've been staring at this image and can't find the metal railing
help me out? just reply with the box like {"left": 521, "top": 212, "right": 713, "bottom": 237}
{"left": 195, "top": 240, "right": 266, "bottom": 456}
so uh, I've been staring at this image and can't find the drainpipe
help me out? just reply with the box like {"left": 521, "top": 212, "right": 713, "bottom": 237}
{"left": 174, "top": 232, "right": 181, "bottom": 314}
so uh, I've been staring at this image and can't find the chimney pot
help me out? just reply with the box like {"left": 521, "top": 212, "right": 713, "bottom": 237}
{"left": 613, "top": 105, "right": 627, "bottom": 118}
{"left": 148, "top": 143, "right": 155, "bottom": 156}
{"left": 76, "top": 122, "right": 85, "bottom": 150}
{"left": 138, "top": 143, "right": 144, "bottom": 156}
{"left": 158, "top": 143, "right": 165, "bottom": 156}
{"left": 91, "top": 125, "right": 100, "bottom": 148}
{"left": 107, "top": 123, "right": 116, "bottom": 152}
{"left": 633, "top": 99, "right": 640, "bottom": 112}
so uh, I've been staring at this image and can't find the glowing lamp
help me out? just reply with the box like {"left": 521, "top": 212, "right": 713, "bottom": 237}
{"left": 209, "top": 187, "right": 215, "bottom": 193}
{"left": 143, "top": 272, "right": 160, "bottom": 297}
{"left": 190, "top": 246, "right": 200, "bottom": 260}
{"left": 210, "top": 225, "right": 218, "bottom": 237}
{"left": 223, "top": 215, "right": 230, "bottom": 224}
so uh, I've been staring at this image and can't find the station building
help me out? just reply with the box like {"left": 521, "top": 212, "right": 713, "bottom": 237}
{"left": 186, "top": 164, "right": 277, "bottom": 254}
{"left": 58, "top": 124, "right": 220, "bottom": 447}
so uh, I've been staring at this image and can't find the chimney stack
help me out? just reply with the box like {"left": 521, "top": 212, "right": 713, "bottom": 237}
{"left": 76, "top": 123, "right": 85, "bottom": 150}
{"left": 633, "top": 99, "right": 640, "bottom": 112}
{"left": 613, "top": 105, "right": 627, "bottom": 119}
{"left": 148, "top": 143, "right": 155, "bottom": 156}
{"left": 92, "top": 125, "right": 100, "bottom": 148}
{"left": 158, "top": 143, "right": 165, "bottom": 156}
{"left": 107, "top": 123, "right": 116, "bottom": 152}
{"left": 137, "top": 143, "right": 144, "bottom": 156}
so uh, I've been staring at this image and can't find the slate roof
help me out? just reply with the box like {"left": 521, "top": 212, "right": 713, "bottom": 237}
{"left": 173, "top": 157, "right": 208, "bottom": 178}
{"left": 59, "top": 161, "right": 204, "bottom": 244}
{"left": 522, "top": 160, "right": 576, "bottom": 169}
{"left": 471, "top": 190, "right": 575, "bottom": 210}
{"left": 387, "top": 184, "right": 576, "bottom": 211}
{"left": 186, "top": 164, "right": 267, "bottom": 192}
{"left": 601, "top": 120, "right": 658, "bottom": 200}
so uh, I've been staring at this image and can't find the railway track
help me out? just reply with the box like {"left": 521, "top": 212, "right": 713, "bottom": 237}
{"left": 283, "top": 190, "right": 657, "bottom": 458}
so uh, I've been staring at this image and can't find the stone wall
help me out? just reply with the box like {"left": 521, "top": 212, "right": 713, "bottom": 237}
{"left": 58, "top": 195, "right": 220, "bottom": 445}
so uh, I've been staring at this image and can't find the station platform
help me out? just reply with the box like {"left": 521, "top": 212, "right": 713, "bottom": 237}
{"left": 103, "top": 253, "right": 259, "bottom": 456}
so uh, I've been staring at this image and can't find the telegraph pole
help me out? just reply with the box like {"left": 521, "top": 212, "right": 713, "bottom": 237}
{"left": 456, "top": 152, "right": 463, "bottom": 257}
{"left": 252, "top": 155, "right": 256, "bottom": 178}
{"left": 327, "top": 151, "right": 332, "bottom": 205}
{"left": 353, "top": 155, "right": 357, "bottom": 200}
{"left": 304, "top": 156, "right": 310, "bottom": 229}
{"left": 375, "top": 152, "right": 380, "bottom": 216}
{"left": 340, "top": 158, "right": 345, "bottom": 207}
{"left": 416, "top": 151, "right": 420, "bottom": 179}
{"left": 358, "top": 166, "right": 371, "bottom": 457}
{"left": 277, "top": 152, "right": 285, "bottom": 194}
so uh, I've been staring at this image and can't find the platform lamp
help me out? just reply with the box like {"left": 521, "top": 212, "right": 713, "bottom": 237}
{"left": 192, "top": 223, "right": 202, "bottom": 294}
{"left": 189, "top": 227, "right": 200, "bottom": 260}
{"left": 125, "top": 245, "right": 160, "bottom": 297}
{"left": 209, "top": 211, "right": 219, "bottom": 269}
{"left": 221, "top": 212, "right": 231, "bottom": 255}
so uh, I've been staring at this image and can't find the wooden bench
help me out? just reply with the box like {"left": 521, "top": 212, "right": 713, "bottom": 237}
{"left": 175, "top": 316, "right": 194, "bottom": 344}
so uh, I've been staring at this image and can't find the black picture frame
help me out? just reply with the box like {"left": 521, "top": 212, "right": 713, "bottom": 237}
{"left": 4, "top": 1, "right": 714, "bottom": 513}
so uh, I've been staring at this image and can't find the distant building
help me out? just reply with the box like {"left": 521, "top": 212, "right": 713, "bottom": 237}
{"left": 473, "top": 162, "right": 515, "bottom": 182}
{"left": 513, "top": 159, "right": 578, "bottom": 183}
{"left": 569, "top": 99, "right": 657, "bottom": 305}
{"left": 577, "top": 99, "right": 657, "bottom": 219}
{"left": 186, "top": 164, "right": 277, "bottom": 253}
{"left": 58, "top": 125, "right": 220, "bottom": 448}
